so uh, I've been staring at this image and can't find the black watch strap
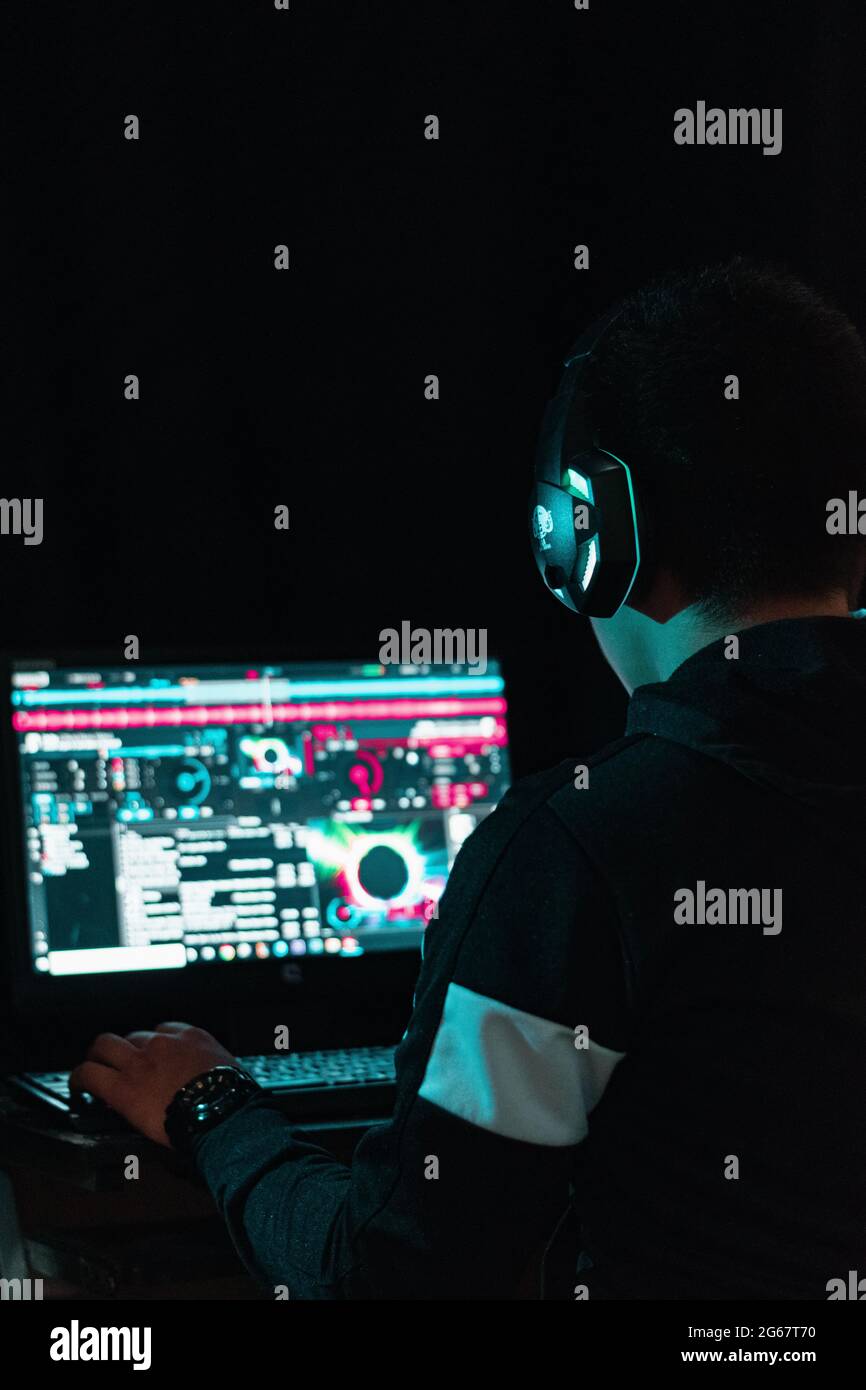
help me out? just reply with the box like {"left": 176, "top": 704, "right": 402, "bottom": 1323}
{"left": 164, "top": 1064, "right": 261, "bottom": 1154}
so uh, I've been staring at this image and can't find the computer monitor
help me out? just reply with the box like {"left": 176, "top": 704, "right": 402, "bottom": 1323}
{"left": 8, "top": 658, "right": 510, "bottom": 978}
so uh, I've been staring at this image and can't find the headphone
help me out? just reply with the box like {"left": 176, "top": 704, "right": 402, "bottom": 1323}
{"left": 529, "top": 309, "right": 650, "bottom": 618}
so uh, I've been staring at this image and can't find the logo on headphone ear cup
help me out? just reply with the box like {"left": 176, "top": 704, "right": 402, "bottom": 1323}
{"left": 532, "top": 504, "right": 554, "bottom": 550}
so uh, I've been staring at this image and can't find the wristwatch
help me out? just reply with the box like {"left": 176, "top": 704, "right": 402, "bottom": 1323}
{"left": 164, "top": 1064, "right": 261, "bottom": 1155}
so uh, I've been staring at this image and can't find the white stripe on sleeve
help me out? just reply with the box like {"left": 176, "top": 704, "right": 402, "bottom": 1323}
{"left": 418, "top": 982, "right": 625, "bottom": 1146}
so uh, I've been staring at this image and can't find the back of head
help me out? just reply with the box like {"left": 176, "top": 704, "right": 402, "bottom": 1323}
{"left": 584, "top": 258, "right": 866, "bottom": 622}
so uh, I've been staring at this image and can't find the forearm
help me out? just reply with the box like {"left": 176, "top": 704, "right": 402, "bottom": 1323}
{"left": 194, "top": 1097, "right": 355, "bottom": 1298}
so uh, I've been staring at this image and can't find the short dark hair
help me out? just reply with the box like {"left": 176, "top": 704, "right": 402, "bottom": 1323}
{"left": 584, "top": 258, "right": 866, "bottom": 620}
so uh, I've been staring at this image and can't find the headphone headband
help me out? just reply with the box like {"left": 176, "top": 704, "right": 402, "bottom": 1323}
{"left": 563, "top": 306, "right": 624, "bottom": 368}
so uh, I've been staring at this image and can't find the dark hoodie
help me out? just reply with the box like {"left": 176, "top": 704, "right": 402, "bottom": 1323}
{"left": 196, "top": 616, "right": 866, "bottom": 1299}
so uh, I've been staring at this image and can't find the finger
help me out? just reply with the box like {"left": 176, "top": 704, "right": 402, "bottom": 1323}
{"left": 69, "top": 1060, "right": 126, "bottom": 1107}
{"left": 153, "top": 1021, "right": 195, "bottom": 1035}
{"left": 85, "top": 1032, "right": 140, "bottom": 1069}
{"left": 125, "top": 1031, "right": 158, "bottom": 1049}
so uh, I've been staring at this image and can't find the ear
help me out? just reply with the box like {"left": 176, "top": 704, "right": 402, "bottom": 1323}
{"left": 626, "top": 566, "right": 693, "bottom": 624}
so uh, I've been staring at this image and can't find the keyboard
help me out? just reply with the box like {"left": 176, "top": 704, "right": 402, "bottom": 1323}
{"left": 11, "top": 1045, "right": 398, "bottom": 1132}
{"left": 239, "top": 1047, "right": 396, "bottom": 1090}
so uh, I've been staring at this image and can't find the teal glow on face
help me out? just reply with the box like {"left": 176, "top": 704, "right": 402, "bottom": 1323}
{"left": 566, "top": 468, "right": 593, "bottom": 502}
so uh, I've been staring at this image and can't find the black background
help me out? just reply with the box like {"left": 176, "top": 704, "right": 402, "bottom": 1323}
{"left": 3, "top": 1, "right": 866, "bottom": 1054}
{"left": 6, "top": 0, "right": 865, "bottom": 775}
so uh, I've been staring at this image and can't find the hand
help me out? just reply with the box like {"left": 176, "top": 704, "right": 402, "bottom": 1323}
{"left": 69, "top": 1022, "right": 238, "bottom": 1146}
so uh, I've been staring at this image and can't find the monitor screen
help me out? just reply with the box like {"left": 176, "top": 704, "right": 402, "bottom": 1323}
{"left": 10, "top": 659, "right": 510, "bottom": 976}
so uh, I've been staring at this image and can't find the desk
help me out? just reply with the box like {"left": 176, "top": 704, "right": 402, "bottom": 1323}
{"left": 0, "top": 1085, "right": 382, "bottom": 1299}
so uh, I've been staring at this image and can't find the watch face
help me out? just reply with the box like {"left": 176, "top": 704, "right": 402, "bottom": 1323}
{"left": 198, "top": 1068, "right": 231, "bottom": 1098}
{"left": 167, "top": 1067, "right": 259, "bottom": 1151}
{"left": 181, "top": 1072, "right": 219, "bottom": 1117}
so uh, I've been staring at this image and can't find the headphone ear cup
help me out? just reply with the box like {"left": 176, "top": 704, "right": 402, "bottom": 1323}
{"left": 530, "top": 450, "right": 642, "bottom": 617}
{"left": 531, "top": 311, "right": 645, "bottom": 617}
{"left": 625, "top": 480, "right": 653, "bottom": 606}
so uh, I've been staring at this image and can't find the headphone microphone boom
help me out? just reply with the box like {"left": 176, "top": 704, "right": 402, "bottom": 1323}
{"left": 529, "top": 310, "right": 648, "bottom": 618}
